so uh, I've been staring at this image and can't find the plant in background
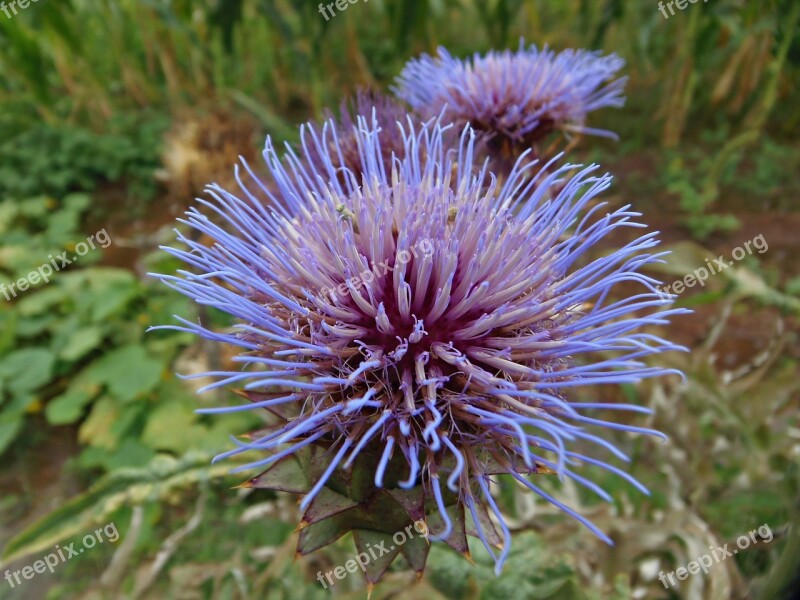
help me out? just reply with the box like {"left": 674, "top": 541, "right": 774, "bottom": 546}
{"left": 152, "top": 116, "right": 686, "bottom": 585}
{"left": 308, "top": 90, "right": 411, "bottom": 180}
{"left": 0, "top": 193, "right": 254, "bottom": 467}
{"left": 161, "top": 108, "right": 263, "bottom": 201}
{"left": 394, "top": 42, "right": 626, "bottom": 166}
{"left": 662, "top": 148, "right": 742, "bottom": 240}
{"left": 0, "top": 116, "right": 168, "bottom": 203}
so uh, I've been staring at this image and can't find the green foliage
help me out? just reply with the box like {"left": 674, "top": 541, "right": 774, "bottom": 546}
{"left": 735, "top": 136, "right": 800, "bottom": 202}
{"left": 426, "top": 532, "right": 631, "bottom": 600}
{"left": 662, "top": 129, "right": 800, "bottom": 239}
{"left": 0, "top": 452, "right": 230, "bottom": 566}
{"left": 663, "top": 149, "right": 741, "bottom": 239}
{"left": 0, "top": 115, "right": 169, "bottom": 202}
{"left": 0, "top": 193, "right": 93, "bottom": 277}
{"left": 786, "top": 276, "right": 800, "bottom": 297}
{"left": 0, "top": 193, "right": 257, "bottom": 464}
{"left": 1, "top": 0, "right": 795, "bottom": 142}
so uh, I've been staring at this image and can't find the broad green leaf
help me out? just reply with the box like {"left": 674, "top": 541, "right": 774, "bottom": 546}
{"left": 81, "top": 344, "right": 163, "bottom": 402}
{"left": 0, "top": 389, "right": 33, "bottom": 457}
{"left": 0, "top": 310, "right": 17, "bottom": 353}
{"left": 0, "top": 348, "right": 55, "bottom": 395}
{"left": 82, "top": 269, "right": 140, "bottom": 320}
{"left": 101, "top": 440, "right": 157, "bottom": 471}
{"left": 58, "top": 268, "right": 139, "bottom": 314}
{"left": 45, "top": 387, "right": 94, "bottom": 425}
{"left": 16, "top": 285, "right": 70, "bottom": 316}
{"left": 76, "top": 439, "right": 156, "bottom": 472}
{"left": 0, "top": 418, "right": 23, "bottom": 455}
{"left": 141, "top": 400, "right": 207, "bottom": 453}
{"left": 58, "top": 325, "right": 105, "bottom": 361}
{"left": 17, "top": 196, "right": 50, "bottom": 218}
{"left": 78, "top": 396, "right": 120, "bottom": 449}
{"left": 15, "top": 314, "right": 58, "bottom": 337}
{"left": 63, "top": 192, "right": 91, "bottom": 212}
{"left": 108, "top": 402, "right": 147, "bottom": 447}
{"left": 0, "top": 203, "right": 17, "bottom": 236}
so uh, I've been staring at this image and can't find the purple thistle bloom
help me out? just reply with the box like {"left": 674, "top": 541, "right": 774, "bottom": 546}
{"left": 394, "top": 42, "right": 626, "bottom": 157}
{"left": 308, "top": 90, "right": 410, "bottom": 180}
{"left": 151, "top": 116, "right": 686, "bottom": 574}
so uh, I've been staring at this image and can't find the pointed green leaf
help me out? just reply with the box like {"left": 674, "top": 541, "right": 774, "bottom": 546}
{"left": 353, "top": 528, "right": 403, "bottom": 584}
{"left": 248, "top": 454, "right": 309, "bottom": 494}
{"left": 466, "top": 501, "right": 503, "bottom": 548}
{"left": 385, "top": 487, "right": 425, "bottom": 523}
{"left": 301, "top": 487, "right": 359, "bottom": 527}
{"left": 297, "top": 514, "right": 351, "bottom": 555}
{"left": 399, "top": 530, "right": 430, "bottom": 575}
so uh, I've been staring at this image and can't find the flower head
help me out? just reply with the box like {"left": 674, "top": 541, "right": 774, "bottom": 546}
{"left": 152, "top": 116, "right": 685, "bottom": 575}
{"left": 394, "top": 42, "right": 626, "bottom": 158}
{"left": 308, "top": 90, "right": 410, "bottom": 180}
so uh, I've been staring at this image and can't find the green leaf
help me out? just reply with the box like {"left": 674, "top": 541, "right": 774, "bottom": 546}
{"left": 140, "top": 400, "right": 207, "bottom": 453}
{"left": 85, "top": 273, "right": 140, "bottom": 321}
{"left": 0, "top": 389, "right": 33, "bottom": 455}
{"left": 78, "top": 396, "right": 120, "bottom": 449}
{"left": 17, "top": 196, "right": 50, "bottom": 218}
{"left": 63, "top": 193, "right": 91, "bottom": 212}
{"left": 76, "top": 439, "right": 156, "bottom": 472}
{"left": 45, "top": 387, "right": 94, "bottom": 425}
{"left": 82, "top": 345, "right": 163, "bottom": 402}
{"left": 0, "top": 348, "right": 55, "bottom": 395}
{"left": 0, "top": 418, "right": 23, "bottom": 456}
{"left": 58, "top": 325, "right": 104, "bottom": 361}
{"left": 60, "top": 268, "right": 140, "bottom": 321}
{"left": 16, "top": 285, "right": 70, "bottom": 316}
{"left": 0, "top": 310, "right": 18, "bottom": 353}
{"left": 15, "top": 313, "right": 58, "bottom": 337}
{"left": 0, "top": 202, "right": 17, "bottom": 236}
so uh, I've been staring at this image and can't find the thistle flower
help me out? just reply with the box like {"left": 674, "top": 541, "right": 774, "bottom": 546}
{"left": 151, "top": 117, "right": 686, "bottom": 582}
{"left": 394, "top": 42, "right": 626, "bottom": 160}
{"left": 308, "top": 90, "right": 410, "bottom": 180}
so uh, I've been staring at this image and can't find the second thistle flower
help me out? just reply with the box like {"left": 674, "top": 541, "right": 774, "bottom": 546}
{"left": 394, "top": 42, "right": 626, "bottom": 160}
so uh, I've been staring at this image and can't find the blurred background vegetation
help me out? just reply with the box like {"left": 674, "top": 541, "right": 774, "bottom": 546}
{"left": 0, "top": 1, "right": 798, "bottom": 598}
